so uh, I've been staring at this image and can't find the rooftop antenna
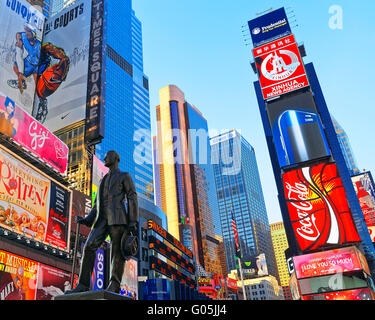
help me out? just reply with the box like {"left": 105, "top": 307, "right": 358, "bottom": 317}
{"left": 256, "top": 8, "right": 274, "bottom": 17}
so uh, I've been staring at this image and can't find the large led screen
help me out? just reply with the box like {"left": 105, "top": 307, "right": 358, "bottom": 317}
{"left": 253, "top": 35, "right": 309, "bottom": 100}
{"left": 0, "top": 249, "right": 71, "bottom": 300}
{"left": 267, "top": 91, "right": 331, "bottom": 168}
{"left": 302, "top": 288, "right": 374, "bottom": 300}
{"left": 282, "top": 162, "right": 360, "bottom": 252}
{"left": 0, "top": 146, "right": 71, "bottom": 251}
{"left": 31, "top": 0, "right": 92, "bottom": 132}
{"left": 0, "top": 0, "right": 45, "bottom": 116}
{"left": 352, "top": 172, "right": 375, "bottom": 242}
{"left": 293, "top": 246, "right": 367, "bottom": 279}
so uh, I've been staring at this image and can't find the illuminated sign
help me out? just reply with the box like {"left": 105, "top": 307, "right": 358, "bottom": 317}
{"left": 149, "top": 256, "right": 195, "bottom": 288}
{"left": 147, "top": 220, "right": 193, "bottom": 259}
{"left": 302, "top": 288, "right": 374, "bottom": 301}
{"left": 85, "top": 0, "right": 106, "bottom": 144}
{"left": 352, "top": 172, "right": 375, "bottom": 242}
{"left": 266, "top": 91, "right": 331, "bottom": 168}
{"left": 149, "top": 235, "right": 195, "bottom": 274}
{"left": 253, "top": 35, "right": 309, "bottom": 100}
{"left": 0, "top": 146, "right": 71, "bottom": 251}
{"left": 282, "top": 162, "right": 360, "bottom": 252}
{"left": 293, "top": 246, "right": 366, "bottom": 279}
{"left": 0, "top": 249, "right": 71, "bottom": 300}
{"left": 248, "top": 7, "right": 291, "bottom": 48}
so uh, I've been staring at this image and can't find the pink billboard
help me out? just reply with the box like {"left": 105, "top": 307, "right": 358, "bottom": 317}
{"left": 0, "top": 92, "right": 68, "bottom": 175}
{"left": 293, "top": 246, "right": 367, "bottom": 279}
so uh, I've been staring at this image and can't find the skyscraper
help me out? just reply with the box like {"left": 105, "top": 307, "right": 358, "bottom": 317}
{"left": 331, "top": 115, "right": 360, "bottom": 177}
{"left": 155, "top": 85, "right": 222, "bottom": 275}
{"left": 270, "top": 221, "right": 292, "bottom": 300}
{"left": 210, "top": 130, "right": 279, "bottom": 280}
{"left": 94, "top": 1, "right": 154, "bottom": 202}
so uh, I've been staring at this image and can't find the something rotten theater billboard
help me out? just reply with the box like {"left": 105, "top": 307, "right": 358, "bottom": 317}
{"left": 0, "top": 146, "right": 71, "bottom": 251}
{"left": 0, "top": 91, "right": 69, "bottom": 175}
{"left": 0, "top": 0, "right": 45, "bottom": 116}
{"left": 282, "top": 161, "right": 361, "bottom": 253}
{"left": 32, "top": 0, "right": 91, "bottom": 132}
{"left": 253, "top": 34, "right": 309, "bottom": 100}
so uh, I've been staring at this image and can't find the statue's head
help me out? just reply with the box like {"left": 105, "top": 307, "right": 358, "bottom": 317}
{"left": 104, "top": 150, "right": 120, "bottom": 168}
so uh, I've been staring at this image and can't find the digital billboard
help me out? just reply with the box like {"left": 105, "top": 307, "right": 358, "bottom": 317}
{"left": 352, "top": 172, "right": 375, "bottom": 242}
{"left": 120, "top": 258, "right": 138, "bottom": 300}
{"left": 32, "top": 0, "right": 92, "bottom": 132}
{"left": 248, "top": 7, "right": 291, "bottom": 48}
{"left": 0, "top": 91, "right": 69, "bottom": 175}
{"left": 302, "top": 288, "right": 374, "bottom": 300}
{"left": 253, "top": 34, "right": 309, "bottom": 100}
{"left": 0, "top": 146, "right": 71, "bottom": 251}
{"left": 0, "top": 249, "right": 71, "bottom": 300}
{"left": 0, "top": 0, "right": 45, "bottom": 116}
{"left": 266, "top": 91, "right": 331, "bottom": 168}
{"left": 293, "top": 246, "right": 367, "bottom": 280}
{"left": 282, "top": 162, "right": 361, "bottom": 252}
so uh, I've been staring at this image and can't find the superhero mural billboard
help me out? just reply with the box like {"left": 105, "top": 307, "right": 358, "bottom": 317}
{"left": 0, "top": 250, "right": 71, "bottom": 300}
{"left": 31, "top": 0, "right": 92, "bottom": 132}
{"left": 282, "top": 162, "right": 361, "bottom": 253}
{"left": 0, "top": 0, "right": 45, "bottom": 116}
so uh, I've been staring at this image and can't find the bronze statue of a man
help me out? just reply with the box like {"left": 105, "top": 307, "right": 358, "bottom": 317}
{"left": 65, "top": 150, "right": 138, "bottom": 294}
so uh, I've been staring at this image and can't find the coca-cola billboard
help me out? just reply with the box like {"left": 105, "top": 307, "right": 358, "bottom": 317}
{"left": 282, "top": 162, "right": 360, "bottom": 252}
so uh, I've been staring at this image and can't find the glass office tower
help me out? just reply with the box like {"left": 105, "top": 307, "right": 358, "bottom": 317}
{"left": 210, "top": 130, "right": 279, "bottom": 280}
{"left": 331, "top": 115, "right": 360, "bottom": 177}
{"left": 94, "top": 1, "right": 154, "bottom": 202}
{"left": 155, "top": 85, "right": 222, "bottom": 275}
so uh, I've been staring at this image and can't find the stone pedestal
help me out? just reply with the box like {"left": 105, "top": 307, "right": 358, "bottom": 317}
{"left": 54, "top": 290, "right": 132, "bottom": 300}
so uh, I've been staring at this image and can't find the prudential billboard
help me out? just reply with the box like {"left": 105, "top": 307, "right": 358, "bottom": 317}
{"left": 248, "top": 7, "right": 291, "bottom": 48}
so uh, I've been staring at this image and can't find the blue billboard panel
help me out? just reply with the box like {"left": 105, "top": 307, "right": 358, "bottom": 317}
{"left": 248, "top": 7, "right": 291, "bottom": 47}
{"left": 266, "top": 91, "right": 331, "bottom": 168}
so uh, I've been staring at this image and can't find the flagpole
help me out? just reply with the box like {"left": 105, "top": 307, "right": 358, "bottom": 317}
{"left": 238, "top": 256, "right": 247, "bottom": 300}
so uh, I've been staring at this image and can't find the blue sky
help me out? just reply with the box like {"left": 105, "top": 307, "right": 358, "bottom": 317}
{"left": 132, "top": 0, "right": 375, "bottom": 223}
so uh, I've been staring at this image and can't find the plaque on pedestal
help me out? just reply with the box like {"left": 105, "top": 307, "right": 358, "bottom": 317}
{"left": 54, "top": 290, "right": 133, "bottom": 300}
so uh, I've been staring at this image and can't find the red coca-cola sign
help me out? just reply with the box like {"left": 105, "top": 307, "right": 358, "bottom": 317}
{"left": 282, "top": 162, "right": 360, "bottom": 252}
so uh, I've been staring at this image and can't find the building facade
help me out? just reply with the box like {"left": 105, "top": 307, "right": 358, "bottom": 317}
{"left": 270, "top": 222, "right": 292, "bottom": 300}
{"left": 210, "top": 130, "right": 279, "bottom": 281}
{"left": 331, "top": 115, "right": 360, "bottom": 177}
{"left": 154, "top": 85, "right": 222, "bottom": 276}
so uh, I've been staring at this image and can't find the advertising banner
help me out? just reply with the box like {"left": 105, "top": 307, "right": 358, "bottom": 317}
{"left": 253, "top": 35, "right": 309, "bottom": 100}
{"left": 302, "top": 288, "right": 374, "bottom": 300}
{"left": 0, "top": 91, "right": 69, "bottom": 175}
{"left": 91, "top": 248, "right": 105, "bottom": 291}
{"left": 71, "top": 189, "right": 91, "bottom": 235}
{"left": 92, "top": 155, "right": 108, "bottom": 204}
{"left": 85, "top": 0, "right": 106, "bottom": 144}
{"left": 266, "top": 91, "right": 331, "bottom": 168}
{"left": 0, "top": 0, "right": 45, "bottom": 116}
{"left": 352, "top": 172, "right": 375, "bottom": 242}
{"left": 0, "top": 146, "right": 71, "bottom": 251}
{"left": 293, "top": 247, "right": 364, "bottom": 279}
{"left": 248, "top": 7, "right": 291, "bottom": 48}
{"left": 31, "top": 0, "right": 92, "bottom": 132}
{"left": 120, "top": 258, "right": 138, "bottom": 300}
{"left": 45, "top": 182, "right": 70, "bottom": 249}
{"left": 0, "top": 249, "right": 71, "bottom": 300}
{"left": 282, "top": 162, "right": 361, "bottom": 252}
